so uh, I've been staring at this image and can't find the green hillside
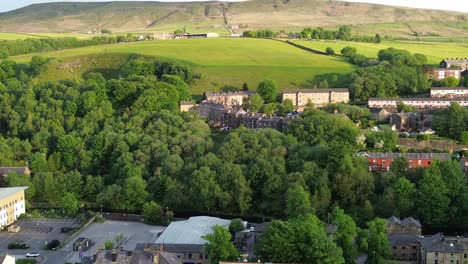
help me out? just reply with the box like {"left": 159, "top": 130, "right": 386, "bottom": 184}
{"left": 12, "top": 38, "right": 356, "bottom": 93}
{"left": 293, "top": 40, "right": 468, "bottom": 64}
{"left": 0, "top": 0, "right": 467, "bottom": 38}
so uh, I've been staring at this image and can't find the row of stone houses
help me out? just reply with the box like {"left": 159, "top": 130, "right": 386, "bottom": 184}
{"left": 387, "top": 216, "right": 468, "bottom": 264}
{"left": 281, "top": 88, "right": 350, "bottom": 110}
{"left": 430, "top": 87, "right": 468, "bottom": 99}
{"left": 430, "top": 58, "right": 468, "bottom": 81}
{"left": 368, "top": 97, "right": 468, "bottom": 109}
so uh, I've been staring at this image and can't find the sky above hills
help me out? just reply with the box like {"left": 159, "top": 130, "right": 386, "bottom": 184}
{"left": 1, "top": 0, "right": 468, "bottom": 13}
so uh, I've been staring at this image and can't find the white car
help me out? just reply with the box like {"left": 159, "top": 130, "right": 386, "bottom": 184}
{"left": 26, "top": 253, "right": 40, "bottom": 258}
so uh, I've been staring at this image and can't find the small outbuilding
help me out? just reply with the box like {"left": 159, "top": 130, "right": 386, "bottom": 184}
{"left": 73, "top": 237, "right": 94, "bottom": 251}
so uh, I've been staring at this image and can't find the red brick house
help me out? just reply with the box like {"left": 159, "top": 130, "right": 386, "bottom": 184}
{"left": 359, "top": 152, "right": 452, "bottom": 172}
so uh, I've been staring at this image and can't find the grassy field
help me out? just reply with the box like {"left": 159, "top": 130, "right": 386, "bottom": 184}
{"left": 11, "top": 38, "right": 356, "bottom": 93}
{"left": 293, "top": 40, "right": 468, "bottom": 64}
{"left": 0, "top": 32, "right": 99, "bottom": 40}
{"left": 0, "top": 32, "right": 43, "bottom": 40}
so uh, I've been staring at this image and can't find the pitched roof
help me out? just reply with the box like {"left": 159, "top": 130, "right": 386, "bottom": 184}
{"left": 388, "top": 233, "right": 420, "bottom": 246}
{"left": 387, "top": 216, "right": 401, "bottom": 225}
{"left": 0, "top": 187, "right": 28, "bottom": 201}
{"left": 0, "top": 167, "right": 29, "bottom": 176}
{"left": 360, "top": 152, "right": 451, "bottom": 161}
{"left": 430, "top": 87, "right": 468, "bottom": 91}
{"left": 179, "top": 101, "right": 195, "bottom": 106}
{"left": 420, "top": 233, "right": 468, "bottom": 253}
{"left": 204, "top": 91, "right": 255, "bottom": 97}
{"left": 401, "top": 217, "right": 422, "bottom": 228}
{"left": 368, "top": 97, "right": 468, "bottom": 102}
{"left": 282, "top": 88, "right": 349, "bottom": 94}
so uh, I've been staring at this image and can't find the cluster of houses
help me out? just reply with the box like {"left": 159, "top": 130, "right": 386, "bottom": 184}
{"left": 180, "top": 88, "right": 350, "bottom": 131}
{"left": 430, "top": 58, "right": 468, "bottom": 80}
{"left": 387, "top": 216, "right": 468, "bottom": 264}
{"left": 359, "top": 152, "right": 452, "bottom": 172}
{"left": 368, "top": 87, "right": 468, "bottom": 110}
{"left": 369, "top": 87, "right": 468, "bottom": 134}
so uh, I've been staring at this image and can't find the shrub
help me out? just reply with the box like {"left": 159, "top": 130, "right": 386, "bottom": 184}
{"left": 326, "top": 47, "right": 335, "bottom": 56}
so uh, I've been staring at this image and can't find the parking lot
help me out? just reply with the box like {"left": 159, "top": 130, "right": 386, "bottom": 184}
{"left": 62, "top": 220, "right": 165, "bottom": 263}
{"left": 0, "top": 218, "right": 80, "bottom": 250}
{"left": 0, "top": 218, "right": 81, "bottom": 264}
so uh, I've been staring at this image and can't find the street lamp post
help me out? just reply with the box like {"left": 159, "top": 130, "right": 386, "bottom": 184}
{"left": 100, "top": 204, "right": 103, "bottom": 216}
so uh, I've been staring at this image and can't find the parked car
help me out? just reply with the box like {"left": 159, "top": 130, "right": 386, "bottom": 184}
{"left": 26, "top": 253, "right": 40, "bottom": 258}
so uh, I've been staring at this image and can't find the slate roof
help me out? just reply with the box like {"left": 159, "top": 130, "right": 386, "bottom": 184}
{"left": 282, "top": 88, "right": 349, "bottom": 94}
{"left": 368, "top": 97, "right": 468, "bottom": 102}
{"left": 388, "top": 233, "right": 420, "bottom": 246}
{"left": 0, "top": 167, "right": 29, "bottom": 176}
{"left": 420, "top": 233, "right": 468, "bottom": 253}
{"left": 0, "top": 187, "right": 28, "bottom": 201}
{"left": 387, "top": 216, "right": 401, "bottom": 225}
{"left": 179, "top": 101, "right": 195, "bottom": 106}
{"left": 204, "top": 91, "right": 255, "bottom": 97}
{"left": 430, "top": 87, "right": 468, "bottom": 91}
{"left": 361, "top": 152, "right": 451, "bottom": 161}
{"left": 401, "top": 217, "right": 422, "bottom": 228}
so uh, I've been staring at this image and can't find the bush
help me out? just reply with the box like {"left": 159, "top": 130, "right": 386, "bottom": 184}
{"left": 229, "top": 219, "right": 244, "bottom": 234}
{"left": 326, "top": 47, "right": 335, "bottom": 56}
{"left": 104, "top": 240, "right": 114, "bottom": 250}
{"left": 47, "top": 239, "right": 60, "bottom": 250}
{"left": 341, "top": 46, "right": 357, "bottom": 57}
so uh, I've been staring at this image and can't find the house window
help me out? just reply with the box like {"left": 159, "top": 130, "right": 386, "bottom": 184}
{"left": 393, "top": 246, "right": 397, "bottom": 249}
{"left": 412, "top": 246, "right": 417, "bottom": 249}
{"left": 412, "top": 253, "right": 417, "bottom": 259}
{"left": 188, "top": 254, "right": 192, "bottom": 259}
{"left": 402, "top": 246, "right": 406, "bottom": 250}
{"left": 435, "top": 260, "right": 438, "bottom": 264}
{"left": 199, "top": 254, "right": 203, "bottom": 259}
{"left": 402, "top": 254, "right": 406, "bottom": 258}
{"left": 464, "top": 254, "right": 467, "bottom": 259}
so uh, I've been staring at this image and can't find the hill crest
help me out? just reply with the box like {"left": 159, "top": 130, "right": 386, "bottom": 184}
{"left": 0, "top": 0, "right": 466, "bottom": 35}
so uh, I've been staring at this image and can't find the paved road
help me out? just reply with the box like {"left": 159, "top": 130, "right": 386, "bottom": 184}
{"left": 5, "top": 250, "right": 72, "bottom": 264}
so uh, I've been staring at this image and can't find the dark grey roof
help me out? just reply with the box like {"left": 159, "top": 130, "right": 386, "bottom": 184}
{"left": 204, "top": 91, "right": 255, "bottom": 97}
{"left": 282, "top": 88, "right": 349, "bottom": 94}
{"left": 370, "top": 108, "right": 387, "bottom": 113}
{"left": 0, "top": 167, "right": 29, "bottom": 176}
{"left": 421, "top": 233, "right": 466, "bottom": 253}
{"left": 443, "top": 58, "right": 468, "bottom": 63}
{"left": 179, "top": 101, "right": 195, "bottom": 105}
{"left": 401, "top": 217, "right": 422, "bottom": 228}
{"left": 361, "top": 152, "right": 451, "bottom": 160}
{"left": 388, "top": 233, "right": 420, "bottom": 246}
{"left": 387, "top": 216, "right": 401, "bottom": 225}
{"left": 430, "top": 87, "right": 468, "bottom": 91}
{"left": 369, "top": 97, "right": 468, "bottom": 102}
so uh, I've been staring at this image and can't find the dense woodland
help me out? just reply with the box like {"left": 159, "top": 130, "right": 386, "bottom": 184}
{"left": 0, "top": 56, "right": 466, "bottom": 230}
{"left": 0, "top": 35, "right": 142, "bottom": 59}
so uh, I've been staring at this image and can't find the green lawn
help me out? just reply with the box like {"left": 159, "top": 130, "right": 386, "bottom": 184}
{"left": 293, "top": 40, "right": 468, "bottom": 64}
{"left": 0, "top": 32, "right": 97, "bottom": 40}
{"left": 12, "top": 38, "right": 356, "bottom": 93}
{"left": 0, "top": 32, "right": 44, "bottom": 40}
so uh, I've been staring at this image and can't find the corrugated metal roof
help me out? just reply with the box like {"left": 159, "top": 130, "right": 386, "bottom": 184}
{"left": 155, "top": 216, "right": 231, "bottom": 246}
